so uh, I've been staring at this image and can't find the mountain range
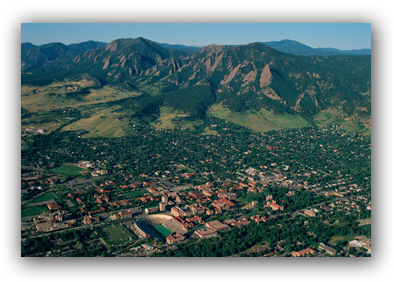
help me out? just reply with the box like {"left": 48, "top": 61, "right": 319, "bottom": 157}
{"left": 22, "top": 39, "right": 371, "bottom": 62}
{"left": 158, "top": 39, "right": 371, "bottom": 56}
{"left": 21, "top": 37, "right": 371, "bottom": 135}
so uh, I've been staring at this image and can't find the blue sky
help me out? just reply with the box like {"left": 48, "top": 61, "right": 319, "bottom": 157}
{"left": 21, "top": 23, "right": 371, "bottom": 50}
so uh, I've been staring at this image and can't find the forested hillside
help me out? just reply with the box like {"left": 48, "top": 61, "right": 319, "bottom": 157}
{"left": 21, "top": 37, "right": 371, "bottom": 135}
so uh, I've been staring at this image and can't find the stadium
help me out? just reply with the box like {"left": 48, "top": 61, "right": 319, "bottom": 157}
{"left": 134, "top": 214, "right": 187, "bottom": 240}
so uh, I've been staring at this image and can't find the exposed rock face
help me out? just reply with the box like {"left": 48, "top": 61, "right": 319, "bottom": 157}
{"left": 293, "top": 93, "right": 305, "bottom": 111}
{"left": 263, "top": 88, "right": 281, "bottom": 100}
{"left": 260, "top": 65, "right": 272, "bottom": 87}
{"left": 72, "top": 55, "right": 81, "bottom": 64}
{"left": 120, "top": 56, "right": 127, "bottom": 68}
{"left": 242, "top": 69, "right": 258, "bottom": 87}
{"left": 205, "top": 58, "right": 211, "bottom": 71}
{"left": 221, "top": 64, "right": 241, "bottom": 84}
{"left": 105, "top": 42, "right": 117, "bottom": 52}
{"left": 189, "top": 72, "right": 197, "bottom": 80}
{"left": 103, "top": 58, "right": 110, "bottom": 69}
{"left": 211, "top": 53, "right": 224, "bottom": 72}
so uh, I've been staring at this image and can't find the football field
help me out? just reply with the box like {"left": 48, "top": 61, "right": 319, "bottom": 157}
{"left": 153, "top": 225, "right": 172, "bottom": 238}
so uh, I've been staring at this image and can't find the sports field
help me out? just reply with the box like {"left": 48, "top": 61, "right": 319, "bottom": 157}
{"left": 49, "top": 164, "right": 86, "bottom": 176}
{"left": 21, "top": 206, "right": 48, "bottom": 218}
{"left": 153, "top": 225, "right": 172, "bottom": 238}
{"left": 96, "top": 224, "right": 135, "bottom": 246}
{"left": 27, "top": 192, "right": 58, "bottom": 204}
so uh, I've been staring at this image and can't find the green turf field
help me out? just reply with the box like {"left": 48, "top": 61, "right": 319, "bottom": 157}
{"left": 27, "top": 192, "right": 58, "bottom": 204}
{"left": 153, "top": 225, "right": 172, "bottom": 238}
{"left": 49, "top": 164, "right": 86, "bottom": 176}
{"left": 21, "top": 206, "right": 48, "bottom": 218}
{"left": 97, "top": 224, "right": 135, "bottom": 246}
{"left": 329, "top": 234, "right": 358, "bottom": 245}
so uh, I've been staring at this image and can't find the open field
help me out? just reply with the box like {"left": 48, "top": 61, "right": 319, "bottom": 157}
{"left": 21, "top": 122, "right": 63, "bottom": 134}
{"left": 329, "top": 234, "right": 358, "bottom": 245}
{"left": 21, "top": 79, "right": 142, "bottom": 112}
{"left": 97, "top": 224, "right": 134, "bottom": 246}
{"left": 208, "top": 104, "right": 309, "bottom": 133}
{"left": 49, "top": 164, "right": 86, "bottom": 176}
{"left": 61, "top": 107, "right": 134, "bottom": 138}
{"left": 26, "top": 192, "right": 58, "bottom": 204}
{"left": 313, "top": 108, "right": 371, "bottom": 135}
{"left": 21, "top": 206, "right": 48, "bottom": 218}
{"left": 153, "top": 225, "right": 172, "bottom": 238}
{"left": 202, "top": 127, "right": 218, "bottom": 135}
{"left": 151, "top": 106, "right": 202, "bottom": 130}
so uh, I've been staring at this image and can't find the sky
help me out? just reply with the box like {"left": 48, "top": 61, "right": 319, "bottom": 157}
{"left": 21, "top": 23, "right": 371, "bottom": 50}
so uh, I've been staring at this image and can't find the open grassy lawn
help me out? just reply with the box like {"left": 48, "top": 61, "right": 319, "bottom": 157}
{"left": 97, "top": 224, "right": 134, "bottom": 246}
{"left": 21, "top": 206, "right": 48, "bottom": 218}
{"left": 21, "top": 79, "right": 141, "bottom": 112}
{"left": 152, "top": 106, "right": 200, "bottom": 131}
{"left": 153, "top": 225, "right": 172, "bottom": 238}
{"left": 329, "top": 234, "right": 358, "bottom": 245}
{"left": 208, "top": 104, "right": 309, "bottom": 133}
{"left": 50, "top": 164, "right": 86, "bottom": 176}
{"left": 62, "top": 107, "right": 134, "bottom": 138}
{"left": 27, "top": 192, "right": 58, "bottom": 204}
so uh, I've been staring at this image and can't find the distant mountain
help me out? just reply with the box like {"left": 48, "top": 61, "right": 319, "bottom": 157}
{"left": 21, "top": 42, "right": 36, "bottom": 54}
{"left": 316, "top": 47, "right": 371, "bottom": 55}
{"left": 157, "top": 39, "right": 371, "bottom": 56}
{"left": 21, "top": 40, "right": 108, "bottom": 67}
{"left": 22, "top": 42, "right": 72, "bottom": 67}
{"left": 158, "top": 43, "right": 203, "bottom": 53}
{"left": 67, "top": 40, "right": 108, "bottom": 52}
{"left": 21, "top": 37, "right": 370, "bottom": 126}
{"left": 262, "top": 39, "right": 371, "bottom": 56}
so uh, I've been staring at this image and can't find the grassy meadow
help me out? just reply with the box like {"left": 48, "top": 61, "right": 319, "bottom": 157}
{"left": 208, "top": 104, "right": 309, "bottom": 133}
{"left": 313, "top": 109, "right": 371, "bottom": 136}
